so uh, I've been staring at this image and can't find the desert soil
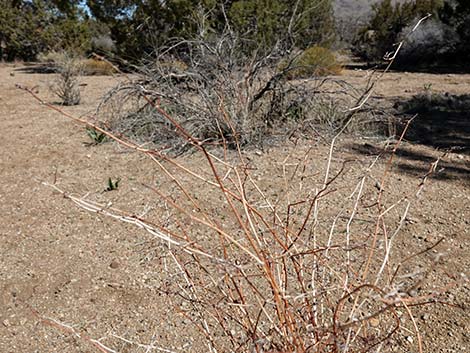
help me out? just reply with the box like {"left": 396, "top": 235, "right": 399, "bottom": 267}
{"left": 0, "top": 64, "right": 469, "bottom": 352}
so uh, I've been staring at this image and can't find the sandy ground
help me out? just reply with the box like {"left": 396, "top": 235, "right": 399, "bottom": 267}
{"left": 0, "top": 64, "right": 469, "bottom": 352}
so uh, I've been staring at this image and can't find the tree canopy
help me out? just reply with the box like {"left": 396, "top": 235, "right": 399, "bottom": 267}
{"left": 354, "top": 0, "right": 469, "bottom": 67}
{"left": 4, "top": 0, "right": 467, "bottom": 68}
{"left": 0, "top": 0, "right": 92, "bottom": 60}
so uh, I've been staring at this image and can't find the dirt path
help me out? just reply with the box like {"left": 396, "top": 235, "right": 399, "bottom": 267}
{"left": 0, "top": 65, "right": 469, "bottom": 352}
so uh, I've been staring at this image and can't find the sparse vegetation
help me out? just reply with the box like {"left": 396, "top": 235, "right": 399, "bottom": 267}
{"left": 49, "top": 53, "right": 82, "bottom": 106}
{"left": 4, "top": 1, "right": 469, "bottom": 353}
{"left": 23, "top": 75, "right": 454, "bottom": 352}
{"left": 98, "top": 36, "right": 351, "bottom": 151}
{"left": 398, "top": 91, "right": 470, "bottom": 114}
{"left": 86, "top": 127, "right": 107, "bottom": 144}
{"left": 39, "top": 52, "right": 116, "bottom": 75}
{"left": 105, "top": 177, "right": 120, "bottom": 191}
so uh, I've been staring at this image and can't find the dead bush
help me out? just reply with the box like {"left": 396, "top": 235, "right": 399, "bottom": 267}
{"left": 49, "top": 53, "right": 81, "bottom": 106}
{"left": 397, "top": 91, "right": 470, "bottom": 114}
{"left": 27, "top": 95, "right": 449, "bottom": 352}
{"left": 37, "top": 50, "right": 65, "bottom": 65}
{"left": 96, "top": 32, "right": 365, "bottom": 154}
{"left": 91, "top": 34, "right": 116, "bottom": 53}
{"left": 19, "top": 14, "right": 453, "bottom": 350}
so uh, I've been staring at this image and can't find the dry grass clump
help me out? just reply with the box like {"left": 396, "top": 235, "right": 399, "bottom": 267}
{"left": 282, "top": 46, "right": 343, "bottom": 79}
{"left": 37, "top": 50, "right": 67, "bottom": 65}
{"left": 398, "top": 90, "right": 470, "bottom": 114}
{"left": 38, "top": 51, "right": 117, "bottom": 76}
{"left": 49, "top": 53, "right": 81, "bottom": 106}
{"left": 42, "top": 51, "right": 115, "bottom": 105}
{"left": 80, "top": 58, "right": 116, "bottom": 76}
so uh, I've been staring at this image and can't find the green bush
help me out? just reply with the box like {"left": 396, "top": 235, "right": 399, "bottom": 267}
{"left": 439, "top": 0, "right": 470, "bottom": 61}
{"left": 0, "top": 1, "right": 92, "bottom": 61}
{"left": 228, "top": 0, "right": 335, "bottom": 54}
{"left": 86, "top": 0, "right": 335, "bottom": 61}
{"left": 283, "top": 46, "right": 342, "bottom": 79}
{"left": 354, "top": 0, "right": 444, "bottom": 62}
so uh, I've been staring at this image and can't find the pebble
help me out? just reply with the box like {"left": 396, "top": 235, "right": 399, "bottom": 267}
{"left": 109, "top": 260, "right": 120, "bottom": 269}
{"left": 406, "top": 336, "right": 414, "bottom": 343}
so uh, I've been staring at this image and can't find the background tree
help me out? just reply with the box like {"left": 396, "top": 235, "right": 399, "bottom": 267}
{"left": 85, "top": 0, "right": 335, "bottom": 61}
{"left": 228, "top": 0, "right": 334, "bottom": 54}
{"left": 354, "top": 0, "right": 444, "bottom": 63}
{"left": 354, "top": 0, "right": 470, "bottom": 69}
{"left": 0, "top": 0, "right": 92, "bottom": 60}
{"left": 439, "top": 0, "right": 470, "bottom": 59}
{"left": 86, "top": 0, "right": 138, "bottom": 58}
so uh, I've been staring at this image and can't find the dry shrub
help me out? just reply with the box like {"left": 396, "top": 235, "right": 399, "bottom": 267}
{"left": 33, "top": 103, "right": 448, "bottom": 352}
{"left": 91, "top": 34, "right": 116, "bottom": 53}
{"left": 38, "top": 51, "right": 116, "bottom": 76}
{"left": 398, "top": 91, "right": 470, "bottom": 114}
{"left": 21, "top": 34, "right": 452, "bottom": 350}
{"left": 49, "top": 53, "right": 81, "bottom": 106}
{"left": 19, "top": 14, "right": 451, "bottom": 352}
{"left": 283, "top": 46, "right": 342, "bottom": 80}
{"left": 96, "top": 35, "right": 357, "bottom": 154}
{"left": 98, "top": 75, "right": 355, "bottom": 153}
{"left": 37, "top": 50, "right": 66, "bottom": 65}
{"left": 157, "top": 58, "right": 189, "bottom": 73}
{"left": 80, "top": 58, "right": 116, "bottom": 76}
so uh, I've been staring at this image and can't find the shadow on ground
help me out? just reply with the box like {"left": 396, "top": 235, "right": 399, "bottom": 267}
{"left": 393, "top": 93, "right": 470, "bottom": 154}
{"left": 351, "top": 142, "right": 469, "bottom": 181}
{"left": 14, "top": 63, "right": 57, "bottom": 74}
{"left": 344, "top": 59, "right": 470, "bottom": 75}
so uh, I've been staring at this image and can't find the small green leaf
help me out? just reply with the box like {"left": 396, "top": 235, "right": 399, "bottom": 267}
{"left": 105, "top": 177, "right": 121, "bottom": 192}
{"left": 86, "top": 127, "right": 107, "bottom": 144}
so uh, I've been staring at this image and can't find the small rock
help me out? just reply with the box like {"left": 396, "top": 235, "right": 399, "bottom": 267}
{"left": 2, "top": 319, "right": 11, "bottom": 327}
{"left": 405, "top": 217, "right": 417, "bottom": 224}
{"left": 109, "top": 260, "right": 120, "bottom": 269}
{"left": 369, "top": 317, "right": 380, "bottom": 327}
{"left": 406, "top": 336, "right": 414, "bottom": 343}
